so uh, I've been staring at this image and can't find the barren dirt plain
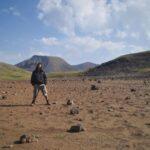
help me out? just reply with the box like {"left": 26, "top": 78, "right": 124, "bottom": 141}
{"left": 0, "top": 78, "right": 150, "bottom": 150}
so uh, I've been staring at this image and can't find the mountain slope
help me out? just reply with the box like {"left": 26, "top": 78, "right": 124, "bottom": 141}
{"left": 85, "top": 51, "right": 150, "bottom": 77}
{"left": 0, "top": 62, "right": 31, "bottom": 80}
{"left": 73, "top": 62, "right": 98, "bottom": 71}
{"left": 16, "top": 55, "right": 75, "bottom": 73}
{"left": 16, "top": 55, "right": 97, "bottom": 73}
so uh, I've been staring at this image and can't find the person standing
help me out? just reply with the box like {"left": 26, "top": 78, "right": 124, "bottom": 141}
{"left": 31, "top": 63, "right": 50, "bottom": 105}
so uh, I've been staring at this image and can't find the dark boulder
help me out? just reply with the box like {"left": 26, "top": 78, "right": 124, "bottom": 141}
{"left": 0, "top": 95, "right": 7, "bottom": 100}
{"left": 67, "top": 99, "right": 74, "bottom": 105}
{"left": 91, "top": 85, "right": 98, "bottom": 90}
{"left": 68, "top": 124, "right": 85, "bottom": 133}
{"left": 70, "top": 107, "right": 79, "bottom": 115}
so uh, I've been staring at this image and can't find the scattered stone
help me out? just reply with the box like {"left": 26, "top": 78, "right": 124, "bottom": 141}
{"left": 0, "top": 95, "right": 7, "bottom": 100}
{"left": 31, "top": 134, "right": 39, "bottom": 142}
{"left": 119, "top": 107, "right": 124, "bottom": 110}
{"left": 68, "top": 124, "right": 85, "bottom": 133}
{"left": 19, "top": 134, "right": 39, "bottom": 144}
{"left": 94, "top": 78, "right": 97, "bottom": 81}
{"left": 52, "top": 102, "right": 57, "bottom": 105}
{"left": 108, "top": 108, "right": 114, "bottom": 112}
{"left": 131, "top": 129, "right": 144, "bottom": 137}
{"left": 75, "top": 118, "right": 83, "bottom": 121}
{"left": 70, "top": 107, "right": 79, "bottom": 115}
{"left": 39, "top": 112, "right": 43, "bottom": 115}
{"left": 2, "top": 144, "right": 14, "bottom": 148}
{"left": 131, "top": 88, "right": 136, "bottom": 92}
{"left": 107, "top": 106, "right": 114, "bottom": 112}
{"left": 143, "top": 80, "right": 147, "bottom": 85}
{"left": 145, "top": 123, "right": 150, "bottom": 128}
{"left": 88, "top": 109, "right": 94, "bottom": 114}
{"left": 20, "top": 134, "right": 32, "bottom": 144}
{"left": 97, "top": 80, "right": 101, "bottom": 83}
{"left": 125, "top": 96, "right": 130, "bottom": 100}
{"left": 67, "top": 99, "right": 74, "bottom": 105}
{"left": 47, "top": 107, "right": 51, "bottom": 110}
{"left": 146, "top": 101, "right": 149, "bottom": 105}
{"left": 116, "top": 139, "right": 130, "bottom": 150}
{"left": 82, "top": 78, "right": 85, "bottom": 81}
{"left": 114, "top": 114, "right": 122, "bottom": 117}
{"left": 2, "top": 91, "right": 7, "bottom": 94}
{"left": 140, "top": 113, "right": 145, "bottom": 117}
{"left": 0, "top": 132, "right": 5, "bottom": 138}
{"left": 91, "top": 85, "right": 98, "bottom": 90}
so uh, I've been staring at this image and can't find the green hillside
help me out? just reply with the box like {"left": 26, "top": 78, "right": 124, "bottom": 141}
{"left": 0, "top": 62, "right": 31, "bottom": 80}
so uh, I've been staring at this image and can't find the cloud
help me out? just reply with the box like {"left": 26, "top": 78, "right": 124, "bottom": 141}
{"left": 36, "top": 0, "right": 150, "bottom": 63}
{"left": 116, "top": 31, "right": 127, "bottom": 39}
{"left": 65, "top": 35, "right": 127, "bottom": 52}
{"left": 41, "top": 35, "right": 142, "bottom": 53}
{"left": 41, "top": 37, "right": 60, "bottom": 46}
{"left": 1, "top": 6, "right": 21, "bottom": 17}
{"left": 37, "top": 0, "right": 150, "bottom": 40}
{"left": 37, "top": 0, "right": 110, "bottom": 35}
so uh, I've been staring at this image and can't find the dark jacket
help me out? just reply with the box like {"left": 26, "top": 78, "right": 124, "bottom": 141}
{"left": 31, "top": 70, "right": 47, "bottom": 85}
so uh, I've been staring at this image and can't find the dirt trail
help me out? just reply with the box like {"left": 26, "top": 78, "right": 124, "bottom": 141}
{"left": 0, "top": 78, "right": 150, "bottom": 150}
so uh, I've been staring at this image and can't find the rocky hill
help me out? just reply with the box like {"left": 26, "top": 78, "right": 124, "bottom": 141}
{"left": 73, "top": 62, "right": 98, "bottom": 71}
{"left": 85, "top": 51, "right": 150, "bottom": 77}
{"left": 16, "top": 55, "right": 97, "bottom": 73}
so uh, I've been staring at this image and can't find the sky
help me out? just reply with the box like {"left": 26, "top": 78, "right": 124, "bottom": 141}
{"left": 0, "top": 0, "right": 150, "bottom": 65}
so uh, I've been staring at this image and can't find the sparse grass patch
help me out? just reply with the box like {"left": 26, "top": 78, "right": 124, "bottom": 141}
{"left": 135, "top": 67, "right": 150, "bottom": 73}
{"left": 53, "top": 133, "right": 67, "bottom": 139}
{"left": 48, "top": 71, "right": 83, "bottom": 78}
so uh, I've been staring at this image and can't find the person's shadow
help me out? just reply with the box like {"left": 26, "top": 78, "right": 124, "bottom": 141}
{"left": 0, "top": 104, "right": 49, "bottom": 107}
{"left": 0, "top": 104, "right": 31, "bottom": 107}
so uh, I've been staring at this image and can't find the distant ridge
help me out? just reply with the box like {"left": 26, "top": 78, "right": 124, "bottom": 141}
{"left": 85, "top": 51, "right": 150, "bottom": 77}
{"left": 16, "top": 55, "right": 97, "bottom": 73}
{"left": 73, "top": 62, "right": 98, "bottom": 71}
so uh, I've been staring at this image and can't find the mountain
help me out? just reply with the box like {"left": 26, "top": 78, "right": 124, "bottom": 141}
{"left": 0, "top": 62, "right": 31, "bottom": 80}
{"left": 73, "top": 62, "right": 98, "bottom": 71}
{"left": 85, "top": 51, "right": 150, "bottom": 77}
{"left": 16, "top": 55, "right": 74, "bottom": 73}
{"left": 16, "top": 55, "right": 97, "bottom": 73}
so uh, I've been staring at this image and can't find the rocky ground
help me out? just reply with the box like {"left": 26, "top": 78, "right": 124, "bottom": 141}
{"left": 0, "top": 78, "right": 150, "bottom": 150}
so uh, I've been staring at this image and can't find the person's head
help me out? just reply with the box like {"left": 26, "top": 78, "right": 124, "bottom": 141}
{"left": 35, "top": 63, "right": 43, "bottom": 71}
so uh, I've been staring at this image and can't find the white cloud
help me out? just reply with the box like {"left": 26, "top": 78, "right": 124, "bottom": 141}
{"left": 41, "top": 37, "right": 60, "bottom": 46}
{"left": 41, "top": 35, "right": 140, "bottom": 53}
{"left": 1, "top": 6, "right": 21, "bottom": 16}
{"left": 36, "top": 0, "right": 150, "bottom": 63}
{"left": 116, "top": 31, "right": 127, "bottom": 39}
{"left": 37, "top": 0, "right": 150, "bottom": 39}
{"left": 37, "top": 0, "right": 110, "bottom": 35}
{"left": 66, "top": 35, "right": 127, "bottom": 52}
{"left": 130, "top": 32, "right": 140, "bottom": 39}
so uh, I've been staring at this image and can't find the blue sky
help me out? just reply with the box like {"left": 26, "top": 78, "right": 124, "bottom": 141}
{"left": 0, "top": 0, "right": 150, "bottom": 65}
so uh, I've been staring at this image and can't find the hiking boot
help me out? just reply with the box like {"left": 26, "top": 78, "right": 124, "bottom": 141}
{"left": 46, "top": 102, "right": 51, "bottom": 105}
{"left": 31, "top": 102, "right": 35, "bottom": 106}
